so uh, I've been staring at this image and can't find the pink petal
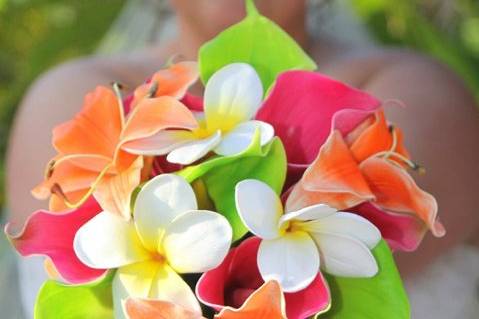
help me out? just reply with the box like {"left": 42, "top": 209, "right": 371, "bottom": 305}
{"left": 351, "top": 202, "right": 427, "bottom": 252}
{"left": 284, "top": 273, "right": 330, "bottom": 319}
{"left": 181, "top": 92, "right": 204, "bottom": 112}
{"left": 4, "top": 197, "right": 106, "bottom": 284}
{"left": 256, "top": 71, "right": 380, "bottom": 184}
{"left": 196, "top": 237, "right": 330, "bottom": 319}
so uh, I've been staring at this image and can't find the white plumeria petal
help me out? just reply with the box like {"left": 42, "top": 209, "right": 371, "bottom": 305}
{"left": 133, "top": 174, "right": 197, "bottom": 252}
{"left": 303, "top": 212, "right": 381, "bottom": 249}
{"left": 166, "top": 130, "right": 221, "bottom": 165}
{"left": 258, "top": 231, "right": 320, "bottom": 293}
{"left": 121, "top": 130, "right": 196, "bottom": 155}
{"left": 214, "top": 120, "right": 274, "bottom": 156}
{"left": 204, "top": 63, "right": 263, "bottom": 131}
{"left": 235, "top": 179, "right": 283, "bottom": 240}
{"left": 162, "top": 210, "right": 232, "bottom": 273}
{"left": 279, "top": 204, "right": 337, "bottom": 230}
{"left": 310, "top": 232, "right": 378, "bottom": 277}
{"left": 74, "top": 211, "right": 149, "bottom": 269}
{"left": 113, "top": 261, "right": 201, "bottom": 319}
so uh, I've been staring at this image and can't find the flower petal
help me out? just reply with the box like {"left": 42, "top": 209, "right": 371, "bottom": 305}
{"left": 215, "top": 120, "right": 274, "bottom": 156}
{"left": 235, "top": 179, "right": 283, "bottom": 240}
{"left": 352, "top": 202, "right": 427, "bottom": 252}
{"left": 113, "top": 262, "right": 200, "bottom": 319}
{"left": 4, "top": 197, "right": 106, "bottom": 284}
{"left": 94, "top": 157, "right": 143, "bottom": 219}
{"left": 125, "top": 298, "right": 204, "bottom": 319}
{"left": 52, "top": 86, "right": 123, "bottom": 157}
{"left": 279, "top": 204, "right": 337, "bottom": 229}
{"left": 303, "top": 212, "right": 381, "bottom": 249}
{"left": 258, "top": 232, "right": 319, "bottom": 292}
{"left": 310, "top": 231, "right": 378, "bottom": 277}
{"left": 204, "top": 63, "right": 263, "bottom": 132}
{"left": 360, "top": 157, "right": 445, "bottom": 237}
{"left": 256, "top": 71, "right": 380, "bottom": 166}
{"left": 74, "top": 211, "right": 149, "bottom": 269}
{"left": 134, "top": 174, "right": 197, "bottom": 251}
{"left": 121, "top": 130, "right": 196, "bottom": 156}
{"left": 131, "top": 61, "right": 199, "bottom": 107}
{"left": 285, "top": 130, "right": 374, "bottom": 212}
{"left": 167, "top": 130, "right": 222, "bottom": 165}
{"left": 215, "top": 281, "right": 286, "bottom": 319}
{"left": 163, "top": 210, "right": 232, "bottom": 273}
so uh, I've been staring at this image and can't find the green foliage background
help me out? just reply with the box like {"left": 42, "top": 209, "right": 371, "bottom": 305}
{"left": 0, "top": 0, "right": 478, "bottom": 212}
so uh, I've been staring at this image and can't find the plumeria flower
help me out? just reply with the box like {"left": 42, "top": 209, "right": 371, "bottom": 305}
{"left": 126, "top": 280, "right": 286, "bottom": 319}
{"left": 235, "top": 179, "right": 381, "bottom": 293}
{"left": 122, "top": 63, "right": 275, "bottom": 165}
{"left": 73, "top": 174, "right": 232, "bottom": 318}
{"left": 33, "top": 63, "right": 199, "bottom": 218}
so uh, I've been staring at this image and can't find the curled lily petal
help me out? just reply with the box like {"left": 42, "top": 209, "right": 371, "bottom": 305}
{"left": 4, "top": 197, "right": 105, "bottom": 284}
{"left": 163, "top": 210, "right": 232, "bottom": 273}
{"left": 235, "top": 179, "right": 283, "bottom": 240}
{"left": 258, "top": 232, "right": 319, "bottom": 293}
{"left": 360, "top": 157, "right": 445, "bottom": 237}
{"left": 204, "top": 63, "right": 263, "bottom": 132}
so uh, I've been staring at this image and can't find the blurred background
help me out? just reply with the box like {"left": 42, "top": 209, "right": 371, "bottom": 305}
{"left": 0, "top": 0, "right": 478, "bottom": 316}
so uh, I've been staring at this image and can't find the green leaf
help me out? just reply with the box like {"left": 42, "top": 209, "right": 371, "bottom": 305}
{"left": 198, "top": 0, "right": 316, "bottom": 91}
{"left": 321, "top": 240, "right": 410, "bottom": 319}
{"left": 178, "top": 132, "right": 287, "bottom": 240}
{"left": 35, "top": 273, "right": 114, "bottom": 319}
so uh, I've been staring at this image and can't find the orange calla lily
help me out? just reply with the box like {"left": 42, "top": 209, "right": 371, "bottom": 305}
{"left": 32, "top": 84, "right": 198, "bottom": 218}
{"left": 125, "top": 298, "right": 205, "bottom": 319}
{"left": 287, "top": 110, "right": 445, "bottom": 250}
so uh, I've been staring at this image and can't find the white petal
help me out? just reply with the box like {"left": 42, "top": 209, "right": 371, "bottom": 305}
{"left": 113, "top": 261, "right": 201, "bottom": 319}
{"left": 74, "top": 211, "right": 149, "bottom": 269}
{"left": 121, "top": 130, "right": 195, "bottom": 155}
{"left": 214, "top": 120, "right": 274, "bottom": 156}
{"left": 134, "top": 174, "right": 197, "bottom": 251}
{"left": 311, "top": 232, "right": 378, "bottom": 277}
{"left": 279, "top": 204, "right": 337, "bottom": 229}
{"left": 162, "top": 210, "right": 232, "bottom": 273}
{"left": 235, "top": 179, "right": 283, "bottom": 240}
{"left": 304, "top": 212, "right": 381, "bottom": 249}
{"left": 204, "top": 63, "right": 263, "bottom": 131}
{"left": 167, "top": 130, "right": 221, "bottom": 165}
{"left": 258, "top": 231, "right": 320, "bottom": 293}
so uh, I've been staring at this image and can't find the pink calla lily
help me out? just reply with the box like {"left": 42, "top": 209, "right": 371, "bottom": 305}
{"left": 4, "top": 197, "right": 106, "bottom": 284}
{"left": 196, "top": 237, "right": 331, "bottom": 319}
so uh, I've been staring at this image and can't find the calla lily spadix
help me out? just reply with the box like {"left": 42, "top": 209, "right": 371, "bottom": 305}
{"left": 235, "top": 179, "right": 381, "bottom": 293}
{"left": 122, "top": 63, "right": 274, "bottom": 165}
{"left": 73, "top": 174, "right": 233, "bottom": 318}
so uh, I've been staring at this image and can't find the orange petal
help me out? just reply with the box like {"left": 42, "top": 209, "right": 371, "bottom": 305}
{"left": 360, "top": 157, "right": 445, "bottom": 237}
{"left": 125, "top": 298, "right": 205, "bottom": 319}
{"left": 52, "top": 86, "right": 122, "bottom": 158}
{"left": 215, "top": 281, "right": 286, "bottom": 319}
{"left": 347, "top": 111, "right": 410, "bottom": 163}
{"left": 94, "top": 157, "right": 143, "bottom": 219}
{"left": 131, "top": 61, "right": 199, "bottom": 107}
{"left": 32, "top": 158, "right": 100, "bottom": 200}
{"left": 286, "top": 131, "right": 374, "bottom": 211}
{"left": 48, "top": 189, "right": 90, "bottom": 212}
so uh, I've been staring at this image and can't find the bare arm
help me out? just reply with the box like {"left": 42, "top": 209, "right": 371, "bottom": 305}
{"left": 322, "top": 50, "right": 479, "bottom": 276}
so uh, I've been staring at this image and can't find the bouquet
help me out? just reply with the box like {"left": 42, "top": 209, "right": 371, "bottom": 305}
{"left": 5, "top": 1, "right": 445, "bottom": 318}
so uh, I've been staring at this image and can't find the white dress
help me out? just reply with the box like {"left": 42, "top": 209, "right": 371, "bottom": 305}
{"left": 2, "top": 1, "right": 478, "bottom": 318}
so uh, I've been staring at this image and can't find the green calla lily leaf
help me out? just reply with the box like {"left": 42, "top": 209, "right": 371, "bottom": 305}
{"left": 198, "top": 0, "right": 316, "bottom": 91}
{"left": 321, "top": 240, "right": 410, "bottom": 319}
{"left": 178, "top": 131, "right": 287, "bottom": 241}
{"left": 35, "top": 272, "right": 114, "bottom": 319}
